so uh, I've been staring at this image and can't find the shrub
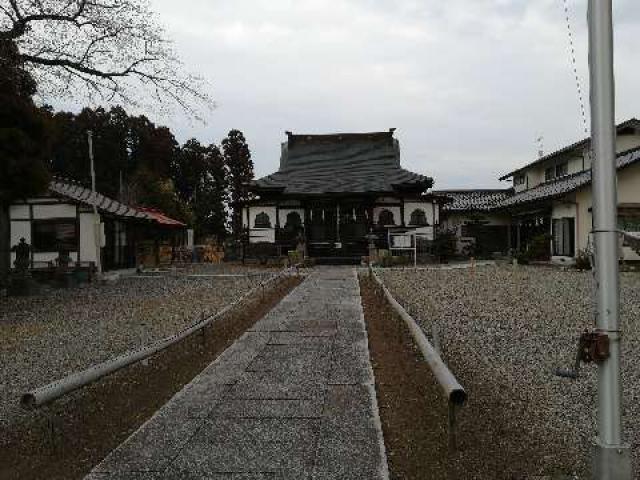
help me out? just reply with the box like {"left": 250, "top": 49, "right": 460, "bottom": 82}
{"left": 575, "top": 250, "right": 592, "bottom": 270}
{"left": 434, "top": 228, "right": 457, "bottom": 262}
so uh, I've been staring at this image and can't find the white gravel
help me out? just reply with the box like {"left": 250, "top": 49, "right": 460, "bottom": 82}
{"left": 380, "top": 264, "right": 640, "bottom": 479}
{"left": 0, "top": 264, "right": 276, "bottom": 432}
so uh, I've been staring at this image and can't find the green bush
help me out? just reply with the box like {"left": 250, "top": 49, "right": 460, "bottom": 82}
{"left": 434, "top": 229, "right": 457, "bottom": 262}
{"left": 575, "top": 250, "right": 592, "bottom": 270}
{"left": 527, "top": 234, "right": 551, "bottom": 261}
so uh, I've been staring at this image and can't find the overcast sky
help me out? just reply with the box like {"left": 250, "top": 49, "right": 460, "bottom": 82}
{"left": 73, "top": 0, "right": 640, "bottom": 189}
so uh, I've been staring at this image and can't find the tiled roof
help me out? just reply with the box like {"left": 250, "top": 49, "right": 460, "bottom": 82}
{"left": 252, "top": 131, "right": 432, "bottom": 195}
{"left": 499, "top": 118, "right": 640, "bottom": 180}
{"left": 50, "top": 178, "right": 147, "bottom": 219}
{"left": 434, "top": 189, "right": 513, "bottom": 212}
{"left": 499, "top": 147, "right": 640, "bottom": 208}
{"left": 50, "top": 177, "right": 186, "bottom": 227}
{"left": 137, "top": 207, "right": 186, "bottom": 227}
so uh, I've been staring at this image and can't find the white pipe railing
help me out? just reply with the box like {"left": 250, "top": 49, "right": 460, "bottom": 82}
{"left": 21, "top": 268, "right": 296, "bottom": 410}
{"left": 369, "top": 267, "right": 467, "bottom": 450}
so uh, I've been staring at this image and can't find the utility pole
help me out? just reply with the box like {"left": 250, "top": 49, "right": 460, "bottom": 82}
{"left": 87, "top": 131, "right": 103, "bottom": 277}
{"left": 587, "top": 1, "right": 631, "bottom": 478}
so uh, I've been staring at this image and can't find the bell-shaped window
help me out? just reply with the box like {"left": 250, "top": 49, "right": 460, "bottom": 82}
{"left": 409, "top": 209, "right": 428, "bottom": 226}
{"left": 284, "top": 211, "right": 302, "bottom": 232}
{"left": 254, "top": 212, "right": 272, "bottom": 228}
{"left": 378, "top": 209, "right": 395, "bottom": 226}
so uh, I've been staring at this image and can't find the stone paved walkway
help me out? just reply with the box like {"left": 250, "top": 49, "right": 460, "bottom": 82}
{"left": 86, "top": 268, "right": 389, "bottom": 480}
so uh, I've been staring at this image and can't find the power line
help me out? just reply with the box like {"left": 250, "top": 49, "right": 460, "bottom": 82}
{"left": 562, "top": 0, "right": 589, "bottom": 136}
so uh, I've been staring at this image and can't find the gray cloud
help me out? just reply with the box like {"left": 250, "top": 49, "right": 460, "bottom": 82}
{"left": 52, "top": 0, "right": 640, "bottom": 189}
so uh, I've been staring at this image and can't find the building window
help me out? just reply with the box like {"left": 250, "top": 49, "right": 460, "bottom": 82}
{"left": 32, "top": 219, "right": 78, "bottom": 252}
{"left": 619, "top": 216, "right": 640, "bottom": 233}
{"left": 284, "top": 211, "right": 302, "bottom": 232}
{"left": 254, "top": 212, "right": 271, "bottom": 228}
{"left": 545, "top": 167, "right": 554, "bottom": 182}
{"left": 555, "top": 162, "right": 568, "bottom": 177}
{"left": 409, "top": 209, "right": 428, "bottom": 226}
{"left": 378, "top": 209, "right": 395, "bottom": 226}
{"left": 552, "top": 218, "right": 575, "bottom": 257}
{"left": 514, "top": 174, "right": 525, "bottom": 186}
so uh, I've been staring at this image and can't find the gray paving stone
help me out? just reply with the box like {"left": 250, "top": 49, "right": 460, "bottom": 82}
{"left": 84, "top": 473, "right": 155, "bottom": 480}
{"left": 328, "top": 352, "right": 374, "bottom": 385}
{"left": 311, "top": 385, "right": 387, "bottom": 480}
{"left": 168, "top": 419, "right": 319, "bottom": 480}
{"left": 212, "top": 399, "right": 324, "bottom": 419}
{"left": 199, "top": 418, "right": 320, "bottom": 443}
{"left": 228, "top": 370, "right": 325, "bottom": 400}
{"left": 267, "top": 332, "right": 332, "bottom": 345}
{"left": 92, "top": 415, "right": 201, "bottom": 474}
{"left": 158, "top": 380, "right": 230, "bottom": 418}
{"left": 246, "top": 345, "right": 331, "bottom": 374}
{"left": 86, "top": 268, "right": 388, "bottom": 480}
{"left": 199, "top": 332, "right": 271, "bottom": 384}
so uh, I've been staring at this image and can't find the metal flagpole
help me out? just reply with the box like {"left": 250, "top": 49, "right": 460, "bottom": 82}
{"left": 87, "top": 131, "right": 103, "bottom": 277}
{"left": 587, "top": 1, "right": 631, "bottom": 478}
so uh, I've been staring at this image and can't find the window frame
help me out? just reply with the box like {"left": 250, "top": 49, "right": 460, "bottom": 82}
{"left": 514, "top": 174, "right": 526, "bottom": 186}
{"left": 253, "top": 212, "right": 272, "bottom": 228}
{"left": 31, "top": 218, "right": 79, "bottom": 253}
{"left": 377, "top": 209, "right": 396, "bottom": 226}
{"left": 555, "top": 162, "right": 568, "bottom": 178}
{"left": 409, "top": 208, "right": 428, "bottom": 226}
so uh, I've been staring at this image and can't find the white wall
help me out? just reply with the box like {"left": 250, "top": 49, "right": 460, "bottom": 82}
{"left": 248, "top": 206, "right": 277, "bottom": 229}
{"left": 249, "top": 229, "right": 276, "bottom": 244}
{"left": 574, "top": 162, "right": 640, "bottom": 261}
{"left": 79, "top": 212, "right": 99, "bottom": 263}
{"left": 243, "top": 206, "right": 278, "bottom": 244}
{"left": 9, "top": 202, "right": 82, "bottom": 265}
{"left": 514, "top": 133, "right": 640, "bottom": 191}
{"left": 551, "top": 201, "right": 577, "bottom": 220}
{"left": 33, "top": 204, "right": 76, "bottom": 219}
{"left": 403, "top": 201, "right": 438, "bottom": 226}
{"left": 616, "top": 133, "right": 640, "bottom": 154}
{"left": 9, "top": 205, "right": 29, "bottom": 219}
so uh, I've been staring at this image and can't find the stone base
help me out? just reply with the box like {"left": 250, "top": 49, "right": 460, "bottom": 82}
{"left": 593, "top": 438, "right": 632, "bottom": 480}
{"left": 8, "top": 276, "right": 38, "bottom": 296}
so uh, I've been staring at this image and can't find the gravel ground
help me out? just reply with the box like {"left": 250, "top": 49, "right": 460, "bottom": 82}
{"left": 379, "top": 265, "right": 640, "bottom": 479}
{"left": 0, "top": 264, "right": 277, "bottom": 432}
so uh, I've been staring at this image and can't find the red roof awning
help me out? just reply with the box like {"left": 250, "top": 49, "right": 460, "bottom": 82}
{"left": 136, "top": 207, "right": 187, "bottom": 227}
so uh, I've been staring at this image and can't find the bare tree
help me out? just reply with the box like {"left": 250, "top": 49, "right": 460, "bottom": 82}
{"left": 0, "top": 0, "right": 212, "bottom": 116}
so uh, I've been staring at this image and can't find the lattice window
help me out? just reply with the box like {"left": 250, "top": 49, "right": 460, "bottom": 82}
{"left": 284, "top": 211, "right": 302, "bottom": 231}
{"left": 378, "top": 209, "right": 395, "bottom": 226}
{"left": 254, "top": 212, "right": 272, "bottom": 228}
{"left": 409, "top": 209, "right": 428, "bottom": 226}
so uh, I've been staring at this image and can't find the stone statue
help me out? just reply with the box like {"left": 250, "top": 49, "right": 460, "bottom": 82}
{"left": 9, "top": 238, "right": 35, "bottom": 296}
{"left": 11, "top": 238, "right": 31, "bottom": 274}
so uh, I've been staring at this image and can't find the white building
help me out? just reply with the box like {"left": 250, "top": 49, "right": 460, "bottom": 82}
{"left": 8, "top": 177, "right": 186, "bottom": 271}
{"left": 439, "top": 119, "right": 640, "bottom": 261}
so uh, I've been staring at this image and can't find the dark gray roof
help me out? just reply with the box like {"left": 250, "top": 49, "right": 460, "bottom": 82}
{"left": 252, "top": 131, "right": 432, "bottom": 195}
{"left": 50, "top": 177, "right": 148, "bottom": 219}
{"left": 499, "top": 118, "right": 640, "bottom": 180}
{"left": 499, "top": 147, "right": 640, "bottom": 208}
{"left": 434, "top": 189, "right": 513, "bottom": 212}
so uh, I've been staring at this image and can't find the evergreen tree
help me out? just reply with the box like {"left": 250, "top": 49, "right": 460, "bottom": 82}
{"left": 0, "top": 39, "right": 51, "bottom": 286}
{"left": 222, "top": 130, "right": 254, "bottom": 238}
{"left": 173, "top": 139, "right": 228, "bottom": 241}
